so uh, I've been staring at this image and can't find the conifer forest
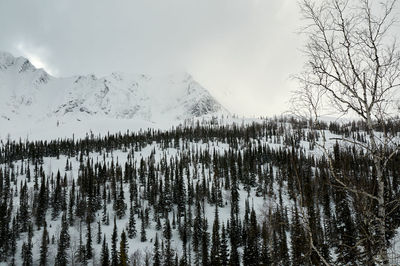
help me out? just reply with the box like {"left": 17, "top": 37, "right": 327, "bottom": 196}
{"left": 0, "top": 117, "right": 399, "bottom": 265}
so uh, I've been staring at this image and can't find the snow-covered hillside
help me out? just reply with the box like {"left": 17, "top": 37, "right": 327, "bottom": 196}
{"left": 0, "top": 51, "right": 228, "bottom": 139}
{"left": 0, "top": 118, "right": 399, "bottom": 265}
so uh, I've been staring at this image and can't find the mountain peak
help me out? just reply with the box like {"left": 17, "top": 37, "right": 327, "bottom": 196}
{"left": 0, "top": 51, "right": 17, "bottom": 69}
{"left": 0, "top": 51, "right": 37, "bottom": 73}
{"left": 0, "top": 51, "right": 228, "bottom": 124}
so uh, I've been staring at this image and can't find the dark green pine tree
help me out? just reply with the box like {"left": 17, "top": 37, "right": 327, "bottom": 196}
{"left": 127, "top": 203, "right": 136, "bottom": 239}
{"left": 219, "top": 224, "right": 229, "bottom": 266}
{"left": 119, "top": 230, "right": 129, "bottom": 266}
{"left": 76, "top": 223, "right": 87, "bottom": 265}
{"left": 164, "top": 216, "right": 174, "bottom": 266}
{"left": 10, "top": 217, "right": 18, "bottom": 264}
{"left": 101, "top": 234, "right": 110, "bottom": 266}
{"left": 21, "top": 241, "right": 32, "bottom": 266}
{"left": 335, "top": 190, "right": 359, "bottom": 265}
{"left": 229, "top": 209, "right": 240, "bottom": 266}
{"left": 192, "top": 202, "right": 202, "bottom": 265}
{"left": 290, "top": 205, "right": 307, "bottom": 265}
{"left": 243, "top": 208, "right": 259, "bottom": 266}
{"left": 114, "top": 179, "right": 126, "bottom": 219}
{"left": 111, "top": 217, "right": 119, "bottom": 266}
{"left": 19, "top": 181, "right": 30, "bottom": 232}
{"left": 52, "top": 170, "right": 62, "bottom": 220}
{"left": 55, "top": 212, "right": 70, "bottom": 266}
{"left": 278, "top": 211, "right": 290, "bottom": 265}
{"left": 163, "top": 218, "right": 172, "bottom": 241}
{"left": 153, "top": 233, "right": 161, "bottom": 266}
{"left": 21, "top": 224, "right": 33, "bottom": 266}
{"left": 36, "top": 174, "right": 48, "bottom": 228}
{"left": 164, "top": 237, "right": 174, "bottom": 266}
{"left": 68, "top": 180, "right": 75, "bottom": 226}
{"left": 39, "top": 221, "right": 49, "bottom": 266}
{"left": 260, "top": 221, "right": 271, "bottom": 265}
{"left": 140, "top": 219, "right": 147, "bottom": 242}
{"left": 201, "top": 217, "right": 210, "bottom": 266}
{"left": 97, "top": 220, "right": 102, "bottom": 244}
{"left": 210, "top": 205, "right": 221, "bottom": 266}
{"left": 86, "top": 217, "right": 93, "bottom": 260}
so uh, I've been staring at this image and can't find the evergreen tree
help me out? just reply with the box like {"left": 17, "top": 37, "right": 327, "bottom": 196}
{"left": 51, "top": 171, "right": 62, "bottom": 220}
{"left": 19, "top": 181, "right": 30, "bottom": 232}
{"left": 101, "top": 235, "right": 110, "bottom": 266}
{"left": 335, "top": 190, "right": 358, "bottom": 265}
{"left": 260, "top": 221, "right": 271, "bottom": 265}
{"left": 21, "top": 241, "right": 32, "bottom": 266}
{"left": 111, "top": 217, "right": 118, "bottom": 266}
{"left": 36, "top": 175, "right": 48, "bottom": 228}
{"left": 76, "top": 223, "right": 87, "bottom": 265}
{"left": 153, "top": 233, "right": 161, "bottom": 266}
{"left": 114, "top": 180, "right": 126, "bottom": 219}
{"left": 163, "top": 218, "right": 172, "bottom": 241}
{"left": 97, "top": 220, "right": 102, "bottom": 244}
{"left": 210, "top": 205, "right": 221, "bottom": 266}
{"left": 39, "top": 221, "right": 49, "bottom": 266}
{"left": 290, "top": 205, "right": 306, "bottom": 265}
{"left": 127, "top": 203, "right": 136, "bottom": 239}
{"left": 21, "top": 225, "right": 33, "bottom": 266}
{"left": 86, "top": 217, "right": 93, "bottom": 260}
{"left": 192, "top": 202, "right": 202, "bottom": 265}
{"left": 229, "top": 211, "right": 240, "bottom": 266}
{"left": 201, "top": 217, "right": 210, "bottom": 266}
{"left": 55, "top": 212, "right": 70, "bottom": 266}
{"left": 164, "top": 237, "right": 174, "bottom": 266}
{"left": 219, "top": 224, "right": 229, "bottom": 266}
{"left": 119, "top": 230, "right": 129, "bottom": 266}
{"left": 140, "top": 219, "right": 147, "bottom": 242}
{"left": 243, "top": 208, "right": 259, "bottom": 266}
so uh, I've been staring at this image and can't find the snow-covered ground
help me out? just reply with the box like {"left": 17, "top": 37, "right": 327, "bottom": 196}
{"left": 0, "top": 51, "right": 228, "bottom": 140}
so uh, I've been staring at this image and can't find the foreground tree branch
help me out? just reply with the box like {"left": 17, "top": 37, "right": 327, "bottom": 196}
{"left": 293, "top": 0, "right": 400, "bottom": 264}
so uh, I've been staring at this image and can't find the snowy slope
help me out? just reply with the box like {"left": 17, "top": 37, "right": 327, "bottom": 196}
{"left": 0, "top": 51, "right": 228, "bottom": 139}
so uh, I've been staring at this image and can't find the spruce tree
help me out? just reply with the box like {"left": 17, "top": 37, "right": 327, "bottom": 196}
{"left": 140, "top": 219, "right": 147, "bottom": 242}
{"left": 192, "top": 201, "right": 202, "bottom": 265}
{"left": 21, "top": 241, "right": 32, "bottom": 266}
{"left": 76, "top": 223, "right": 87, "bottom": 265}
{"left": 163, "top": 218, "right": 172, "bottom": 241}
{"left": 219, "top": 224, "right": 229, "bottom": 266}
{"left": 39, "top": 221, "right": 49, "bottom": 266}
{"left": 114, "top": 180, "right": 126, "bottom": 219}
{"left": 243, "top": 208, "right": 259, "bottom": 266}
{"left": 55, "top": 212, "right": 70, "bottom": 266}
{"left": 111, "top": 217, "right": 118, "bottom": 266}
{"left": 201, "top": 217, "right": 210, "bottom": 266}
{"left": 127, "top": 203, "right": 136, "bottom": 239}
{"left": 153, "top": 233, "right": 161, "bottom": 266}
{"left": 119, "top": 230, "right": 129, "bottom": 266}
{"left": 21, "top": 225, "right": 33, "bottom": 266}
{"left": 86, "top": 217, "right": 92, "bottom": 260}
{"left": 101, "top": 235, "right": 110, "bottom": 266}
{"left": 97, "top": 220, "right": 102, "bottom": 244}
{"left": 260, "top": 221, "right": 271, "bottom": 265}
{"left": 36, "top": 175, "right": 47, "bottom": 228}
{"left": 210, "top": 205, "right": 221, "bottom": 266}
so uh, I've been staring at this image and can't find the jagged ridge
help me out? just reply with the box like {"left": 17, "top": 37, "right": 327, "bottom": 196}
{"left": 0, "top": 51, "right": 228, "bottom": 123}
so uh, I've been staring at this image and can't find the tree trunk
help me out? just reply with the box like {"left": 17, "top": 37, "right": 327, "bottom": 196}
{"left": 366, "top": 113, "right": 389, "bottom": 265}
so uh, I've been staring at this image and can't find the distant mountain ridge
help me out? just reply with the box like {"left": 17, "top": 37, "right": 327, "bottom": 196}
{"left": 0, "top": 51, "right": 228, "bottom": 125}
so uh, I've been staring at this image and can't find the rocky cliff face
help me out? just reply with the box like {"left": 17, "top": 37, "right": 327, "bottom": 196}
{"left": 0, "top": 51, "right": 228, "bottom": 124}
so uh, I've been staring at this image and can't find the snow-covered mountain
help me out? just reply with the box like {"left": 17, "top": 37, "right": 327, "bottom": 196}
{"left": 0, "top": 51, "right": 227, "bottom": 126}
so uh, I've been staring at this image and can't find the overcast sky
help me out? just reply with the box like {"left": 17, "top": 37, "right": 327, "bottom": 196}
{"left": 0, "top": 0, "right": 305, "bottom": 116}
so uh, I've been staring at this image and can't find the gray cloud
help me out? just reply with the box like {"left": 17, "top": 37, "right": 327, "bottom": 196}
{"left": 0, "top": 0, "right": 306, "bottom": 116}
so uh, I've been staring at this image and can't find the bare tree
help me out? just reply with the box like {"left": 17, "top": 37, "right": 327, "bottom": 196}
{"left": 293, "top": 0, "right": 400, "bottom": 264}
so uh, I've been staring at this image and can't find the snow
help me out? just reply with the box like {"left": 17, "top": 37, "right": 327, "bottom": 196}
{"left": 0, "top": 51, "right": 229, "bottom": 141}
